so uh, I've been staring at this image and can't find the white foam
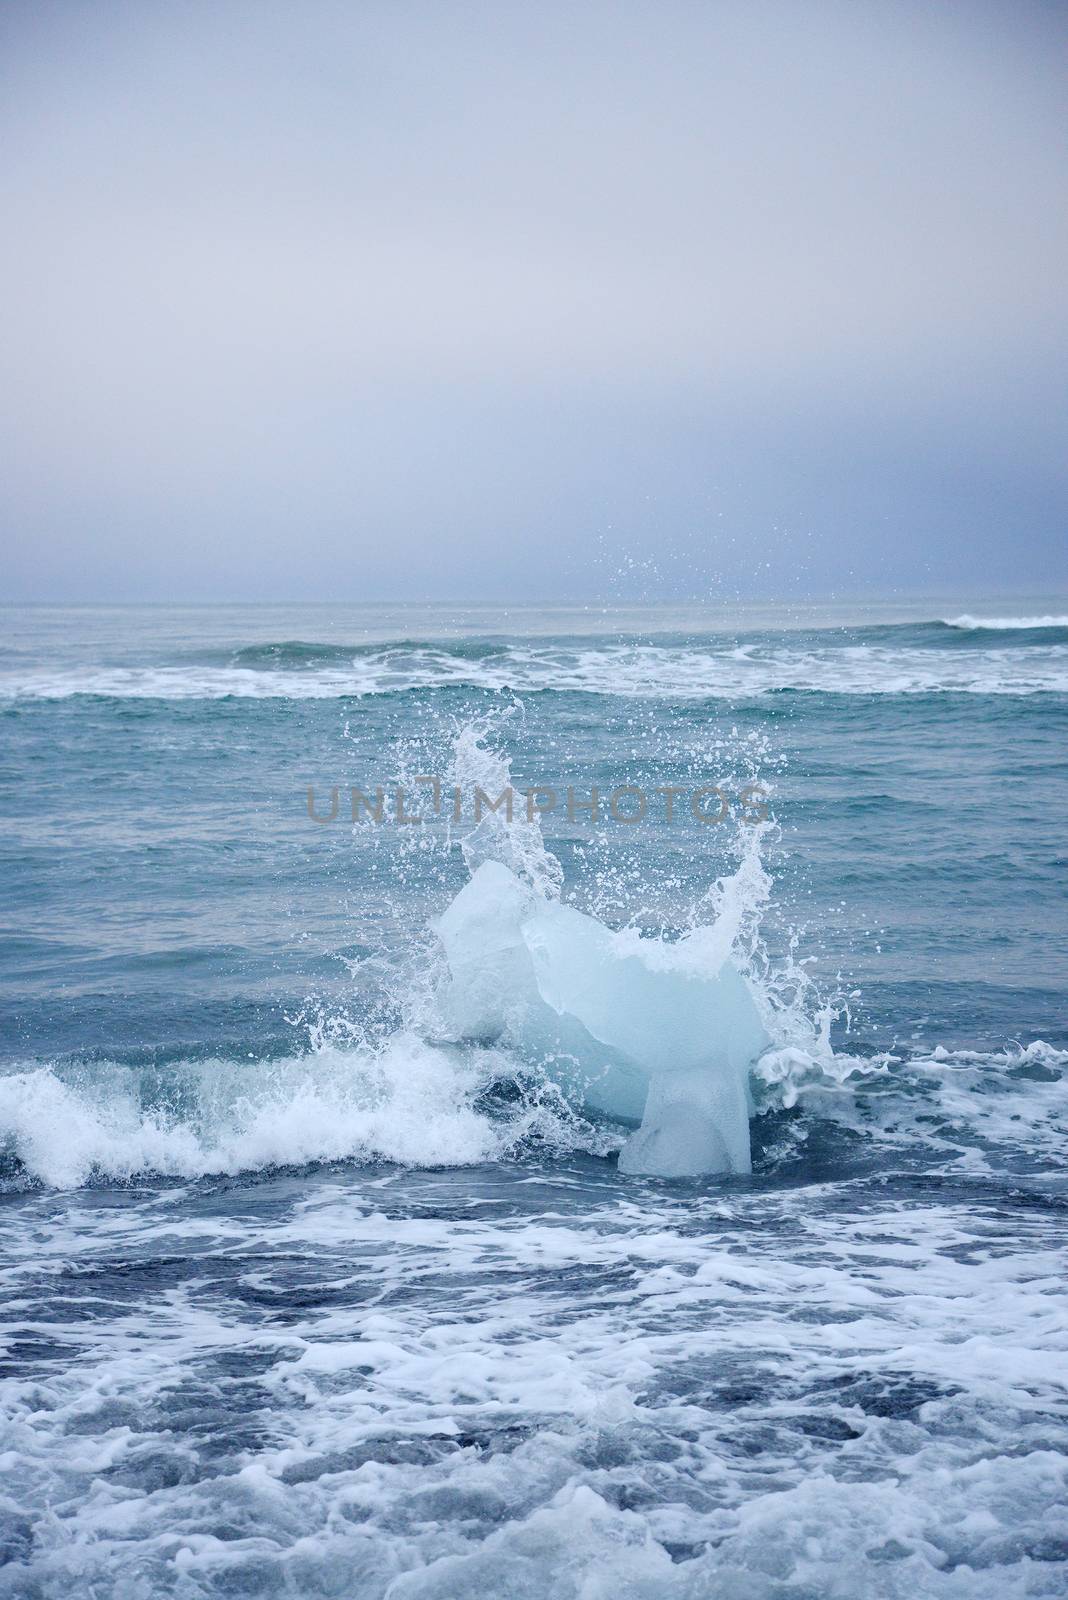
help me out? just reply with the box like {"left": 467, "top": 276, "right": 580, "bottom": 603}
{"left": 753, "top": 1038, "right": 1068, "bottom": 1172}
{"left": 943, "top": 614, "right": 1068, "bottom": 630}
{"left": 0, "top": 1040, "right": 607, "bottom": 1189}
{"left": 3, "top": 640, "right": 1067, "bottom": 698}
{"left": 4, "top": 1172, "right": 1064, "bottom": 1596}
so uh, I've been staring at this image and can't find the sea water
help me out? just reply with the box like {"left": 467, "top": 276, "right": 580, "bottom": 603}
{"left": 1, "top": 601, "right": 1066, "bottom": 1597}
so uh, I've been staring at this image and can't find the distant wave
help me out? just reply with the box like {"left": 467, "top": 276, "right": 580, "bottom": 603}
{"left": 943, "top": 614, "right": 1068, "bottom": 631}
{"left": 230, "top": 638, "right": 507, "bottom": 668}
{"left": 3, "top": 639, "right": 1066, "bottom": 700}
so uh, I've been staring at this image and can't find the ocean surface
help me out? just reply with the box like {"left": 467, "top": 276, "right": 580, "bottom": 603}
{"left": 1, "top": 599, "right": 1067, "bottom": 1599}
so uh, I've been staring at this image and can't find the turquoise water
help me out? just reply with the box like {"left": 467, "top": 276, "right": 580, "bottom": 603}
{"left": 1, "top": 602, "right": 1067, "bottom": 1597}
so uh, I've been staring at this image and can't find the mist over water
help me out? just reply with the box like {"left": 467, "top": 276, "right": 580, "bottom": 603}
{"left": 1, "top": 603, "right": 1066, "bottom": 1597}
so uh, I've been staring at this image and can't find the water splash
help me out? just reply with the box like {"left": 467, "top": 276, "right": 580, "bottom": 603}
{"left": 0, "top": 714, "right": 871, "bottom": 1189}
{"left": 444, "top": 711, "right": 564, "bottom": 899}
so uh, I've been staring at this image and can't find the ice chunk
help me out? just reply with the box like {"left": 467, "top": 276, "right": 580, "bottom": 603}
{"left": 435, "top": 859, "right": 538, "bottom": 1040}
{"left": 435, "top": 862, "right": 769, "bottom": 1176}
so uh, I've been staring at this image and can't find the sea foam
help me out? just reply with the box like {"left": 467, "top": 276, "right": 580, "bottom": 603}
{"left": 0, "top": 1041, "right": 606, "bottom": 1190}
{"left": 3, "top": 638, "right": 1067, "bottom": 699}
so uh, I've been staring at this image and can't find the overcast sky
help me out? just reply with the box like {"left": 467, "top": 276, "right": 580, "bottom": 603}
{"left": 1, "top": 0, "right": 1065, "bottom": 602}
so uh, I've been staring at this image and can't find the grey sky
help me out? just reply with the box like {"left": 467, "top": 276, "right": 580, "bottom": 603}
{"left": 1, "top": 0, "right": 1065, "bottom": 601}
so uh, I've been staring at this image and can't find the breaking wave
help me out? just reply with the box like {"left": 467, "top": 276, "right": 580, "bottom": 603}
{"left": 3, "top": 1035, "right": 1064, "bottom": 1191}
{"left": 0, "top": 1040, "right": 612, "bottom": 1191}
{"left": 2, "top": 719, "right": 1062, "bottom": 1192}
{"left": 3, "top": 638, "right": 1067, "bottom": 700}
{"left": 943, "top": 614, "right": 1068, "bottom": 630}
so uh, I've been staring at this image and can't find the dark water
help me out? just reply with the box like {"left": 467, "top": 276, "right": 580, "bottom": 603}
{"left": 1, "top": 601, "right": 1066, "bottom": 1598}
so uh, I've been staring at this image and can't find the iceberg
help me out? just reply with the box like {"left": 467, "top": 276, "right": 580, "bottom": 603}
{"left": 435, "top": 861, "right": 769, "bottom": 1177}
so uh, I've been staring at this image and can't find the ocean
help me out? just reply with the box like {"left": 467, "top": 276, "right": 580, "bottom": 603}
{"left": 1, "top": 600, "right": 1066, "bottom": 1598}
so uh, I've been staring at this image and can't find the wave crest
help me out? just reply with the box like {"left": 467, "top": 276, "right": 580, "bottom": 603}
{"left": 4, "top": 639, "right": 1067, "bottom": 700}
{"left": 943, "top": 614, "right": 1068, "bottom": 631}
{"left": 0, "top": 1042, "right": 612, "bottom": 1190}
